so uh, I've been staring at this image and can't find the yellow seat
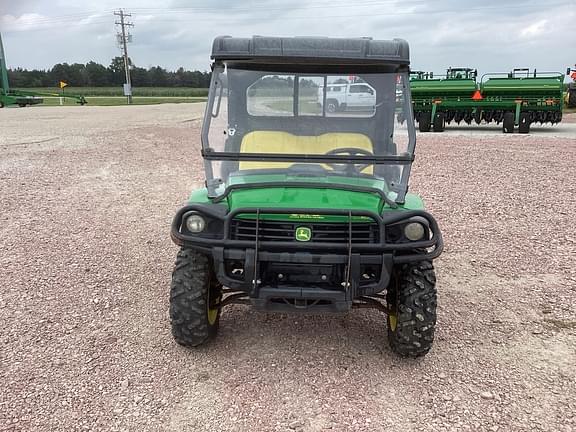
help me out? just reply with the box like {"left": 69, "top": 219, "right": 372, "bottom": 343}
{"left": 239, "top": 131, "right": 374, "bottom": 172}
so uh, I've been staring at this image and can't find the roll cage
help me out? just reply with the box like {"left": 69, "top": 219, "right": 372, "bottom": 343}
{"left": 201, "top": 36, "right": 416, "bottom": 204}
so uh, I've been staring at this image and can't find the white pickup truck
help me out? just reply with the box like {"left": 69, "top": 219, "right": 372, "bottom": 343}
{"left": 322, "top": 82, "right": 377, "bottom": 113}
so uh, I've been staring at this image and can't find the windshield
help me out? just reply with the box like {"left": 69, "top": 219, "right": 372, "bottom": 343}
{"left": 201, "top": 65, "right": 416, "bottom": 203}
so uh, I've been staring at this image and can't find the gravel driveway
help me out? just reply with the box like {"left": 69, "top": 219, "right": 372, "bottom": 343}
{"left": 1, "top": 105, "right": 575, "bottom": 432}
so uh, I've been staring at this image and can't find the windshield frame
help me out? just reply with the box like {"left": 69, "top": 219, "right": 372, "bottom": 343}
{"left": 200, "top": 62, "right": 417, "bottom": 203}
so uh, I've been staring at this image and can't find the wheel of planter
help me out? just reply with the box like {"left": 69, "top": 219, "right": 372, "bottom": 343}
{"left": 503, "top": 112, "right": 515, "bottom": 134}
{"left": 419, "top": 112, "right": 431, "bottom": 132}
{"left": 568, "top": 87, "right": 576, "bottom": 108}
{"left": 518, "top": 112, "right": 531, "bottom": 134}
{"left": 433, "top": 112, "right": 445, "bottom": 132}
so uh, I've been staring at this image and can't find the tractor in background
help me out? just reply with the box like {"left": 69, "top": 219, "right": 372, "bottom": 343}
{"left": 0, "top": 32, "right": 86, "bottom": 108}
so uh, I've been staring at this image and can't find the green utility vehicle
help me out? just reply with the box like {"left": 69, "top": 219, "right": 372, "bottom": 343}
{"left": 170, "top": 36, "right": 443, "bottom": 357}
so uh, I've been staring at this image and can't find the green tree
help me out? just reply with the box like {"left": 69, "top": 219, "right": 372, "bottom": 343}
{"left": 69, "top": 63, "right": 87, "bottom": 86}
{"left": 7, "top": 58, "right": 210, "bottom": 89}
{"left": 148, "top": 66, "right": 168, "bottom": 87}
{"left": 85, "top": 61, "right": 109, "bottom": 86}
{"left": 50, "top": 63, "right": 72, "bottom": 86}
{"left": 108, "top": 56, "right": 129, "bottom": 85}
{"left": 131, "top": 66, "right": 149, "bottom": 87}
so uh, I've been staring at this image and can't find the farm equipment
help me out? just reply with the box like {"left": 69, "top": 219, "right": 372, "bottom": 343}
{"left": 411, "top": 67, "right": 564, "bottom": 133}
{"left": 567, "top": 66, "right": 576, "bottom": 108}
{"left": 411, "top": 67, "right": 478, "bottom": 132}
{"left": 169, "top": 36, "right": 443, "bottom": 357}
{"left": 0, "top": 32, "right": 86, "bottom": 108}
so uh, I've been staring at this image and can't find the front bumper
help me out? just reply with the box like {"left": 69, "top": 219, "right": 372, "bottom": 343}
{"left": 171, "top": 205, "right": 443, "bottom": 312}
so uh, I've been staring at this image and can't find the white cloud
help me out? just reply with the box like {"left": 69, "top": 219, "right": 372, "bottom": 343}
{"left": 0, "top": 0, "right": 573, "bottom": 76}
{"left": 1, "top": 13, "right": 50, "bottom": 31}
{"left": 520, "top": 19, "right": 548, "bottom": 39}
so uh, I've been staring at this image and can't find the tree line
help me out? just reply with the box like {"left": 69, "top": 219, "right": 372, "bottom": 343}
{"left": 7, "top": 57, "right": 211, "bottom": 88}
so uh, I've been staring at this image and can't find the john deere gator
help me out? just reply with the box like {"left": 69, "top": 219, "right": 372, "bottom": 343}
{"left": 169, "top": 36, "right": 443, "bottom": 357}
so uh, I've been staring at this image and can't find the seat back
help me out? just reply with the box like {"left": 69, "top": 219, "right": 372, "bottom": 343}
{"left": 239, "top": 131, "right": 374, "bottom": 172}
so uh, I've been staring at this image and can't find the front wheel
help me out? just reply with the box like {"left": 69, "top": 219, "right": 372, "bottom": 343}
{"left": 169, "top": 248, "right": 222, "bottom": 347}
{"left": 387, "top": 261, "right": 437, "bottom": 357}
{"left": 326, "top": 99, "right": 339, "bottom": 113}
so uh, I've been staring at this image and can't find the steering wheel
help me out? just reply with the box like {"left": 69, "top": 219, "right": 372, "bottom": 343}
{"left": 325, "top": 147, "right": 374, "bottom": 173}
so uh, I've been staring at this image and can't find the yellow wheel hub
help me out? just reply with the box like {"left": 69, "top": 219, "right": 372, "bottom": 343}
{"left": 388, "top": 302, "right": 397, "bottom": 331}
{"left": 388, "top": 313, "right": 397, "bottom": 331}
{"left": 207, "top": 305, "right": 219, "bottom": 326}
{"left": 206, "top": 279, "right": 220, "bottom": 326}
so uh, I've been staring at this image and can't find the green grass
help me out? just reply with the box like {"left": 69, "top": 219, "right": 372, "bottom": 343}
{"left": 14, "top": 87, "right": 209, "bottom": 97}
{"left": 39, "top": 96, "right": 206, "bottom": 106}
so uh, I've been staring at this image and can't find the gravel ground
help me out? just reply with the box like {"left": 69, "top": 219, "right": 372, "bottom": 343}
{"left": 1, "top": 105, "right": 575, "bottom": 432}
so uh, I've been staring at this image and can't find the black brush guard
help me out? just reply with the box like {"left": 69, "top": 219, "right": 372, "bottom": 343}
{"left": 171, "top": 205, "right": 443, "bottom": 313}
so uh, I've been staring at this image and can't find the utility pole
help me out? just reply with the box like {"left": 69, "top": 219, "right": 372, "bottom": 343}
{"left": 114, "top": 9, "right": 134, "bottom": 104}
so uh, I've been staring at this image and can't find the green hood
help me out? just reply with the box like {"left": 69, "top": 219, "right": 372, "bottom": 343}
{"left": 228, "top": 186, "right": 383, "bottom": 213}
{"left": 188, "top": 174, "right": 425, "bottom": 221}
{"left": 227, "top": 174, "right": 387, "bottom": 216}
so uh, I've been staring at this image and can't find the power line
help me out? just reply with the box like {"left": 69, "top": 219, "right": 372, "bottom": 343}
{"left": 135, "top": 2, "right": 571, "bottom": 19}
{"left": 4, "top": 0, "right": 571, "bottom": 24}
{"left": 2, "top": 1, "right": 572, "bottom": 32}
{"left": 131, "top": 3, "right": 571, "bottom": 26}
{"left": 114, "top": 9, "right": 134, "bottom": 104}
{"left": 128, "top": 0, "right": 570, "bottom": 14}
{"left": 1, "top": 11, "right": 113, "bottom": 26}
{"left": 131, "top": 0, "right": 420, "bottom": 13}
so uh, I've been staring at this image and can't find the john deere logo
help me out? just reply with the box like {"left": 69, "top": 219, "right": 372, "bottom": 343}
{"left": 295, "top": 226, "right": 312, "bottom": 242}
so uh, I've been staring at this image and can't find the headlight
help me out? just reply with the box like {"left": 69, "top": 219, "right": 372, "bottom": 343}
{"left": 404, "top": 222, "right": 425, "bottom": 241}
{"left": 185, "top": 214, "right": 206, "bottom": 233}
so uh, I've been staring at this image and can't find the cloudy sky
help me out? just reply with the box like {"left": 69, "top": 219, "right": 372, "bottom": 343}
{"left": 0, "top": 0, "right": 574, "bottom": 78}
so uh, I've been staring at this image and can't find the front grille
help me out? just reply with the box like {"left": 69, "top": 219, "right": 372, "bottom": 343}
{"left": 229, "top": 219, "right": 379, "bottom": 244}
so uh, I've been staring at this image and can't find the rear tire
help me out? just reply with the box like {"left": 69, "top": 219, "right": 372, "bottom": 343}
{"left": 433, "top": 112, "right": 445, "bottom": 132}
{"left": 170, "top": 248, "right": 222, "bottom": 347}
{"left": 568, "top": 85, "right": 576, "bottom": 108}
{"left": 418, "top": 112, "right": 431, "bottom": 132}
{"left": 518, "top": 112, "right": 531, "bottom": 134}
{"left": 326, "top": 99, "right": 339, "bottom": 113}
{"left": 387, "top": 261, "right": 437, "bottom": 357}
{"left": 503, "top": 112, "right": 515, "bottom": 133}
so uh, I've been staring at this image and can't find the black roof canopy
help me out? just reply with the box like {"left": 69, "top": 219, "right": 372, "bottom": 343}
{"left": 211, "top": 36, "right": 410, "bottom": 67}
